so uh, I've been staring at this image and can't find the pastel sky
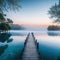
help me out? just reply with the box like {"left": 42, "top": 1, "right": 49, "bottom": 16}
{"left": 6, "top": 0, "right": 58, "bottom": 26}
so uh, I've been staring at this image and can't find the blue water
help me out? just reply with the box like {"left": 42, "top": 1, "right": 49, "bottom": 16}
{"left": 0, "top": 31, "right": 28, "bottom": 60}
{"left": 0, "top": 30, "right": 60, "bottom": 60}
{"left": 34, "top": 31, "right": 60, "bottom": 60}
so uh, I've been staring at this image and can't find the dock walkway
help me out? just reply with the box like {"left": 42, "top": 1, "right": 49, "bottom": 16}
{"left": 21, "top": 33, "right": 42, "bottom": 60}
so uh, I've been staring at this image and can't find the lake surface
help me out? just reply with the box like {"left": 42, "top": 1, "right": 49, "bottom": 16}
{"left": 0, "top": 30, "right": 60, "bottom": 60}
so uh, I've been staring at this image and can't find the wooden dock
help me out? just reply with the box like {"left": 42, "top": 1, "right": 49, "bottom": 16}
{"left": 20, "top": 33, "right": 42, "bottom": 60}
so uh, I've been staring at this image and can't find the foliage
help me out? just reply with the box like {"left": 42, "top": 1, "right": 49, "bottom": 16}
{"left": 7, "top": 18, "right": 13, "bottom": 23}
{"left": 0, "top": 0, "right": 21, "bottom": 31}
{"left": 47, "top": 25, "right": 60, "bottom": 30}
{"left": 0, "top": 23, "right": 11, "bottom": 31}
{"left": 0, "top": 13, "right": 13, "bottom": 31}
{"left": 48, "top": 0, "right": 60, "bottom": 23}
{"left": 0, "top": 0, "right": 21, "bottom": 12}
{"left": 0, "top": 13, "right": 6, "bottom": 23}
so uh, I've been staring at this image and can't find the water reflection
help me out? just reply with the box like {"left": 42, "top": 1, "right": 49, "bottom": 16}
{"left": 0, "top": 30, "right": 60, "bottom": 60}
{"left": 0, "top": 33, "right": 12, "bottom": 43}
{"left": 0, "top": 31, "right": 27, "bottom": 60}
{"left": 34, "top": 31, "right": 60, "bottom": 60}
{"left": 10, "top": 30, "right": 28, "bottom": 36}
{"left": 47, "top": 31, "right": 60, "bottom": 36}
{"left": 0, "top": 33, "right": 13, "bottom": 56}
{"left": 0, "top": 44, "right": 8, "bottom": 56}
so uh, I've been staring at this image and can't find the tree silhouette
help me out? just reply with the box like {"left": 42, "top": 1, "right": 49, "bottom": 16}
{"left": 0, "top": 13, "right": 6, "bottom": 23}
{"left": 0, "top": 0, "right": 21, "bottom": 12}
{"left": 0, "top": 0, "right": 21, "bottom": 31}
{"left": 7, "top": 18, "right": 13, "bottom": 24}
{"left": 0, "top": 13, "right": 14, "bottom": 32}
{"left": 0, "top": 23, "right": 11, "bottom": 32}
{"left": 48, "top": 0, "right": 60, "bottom": 23}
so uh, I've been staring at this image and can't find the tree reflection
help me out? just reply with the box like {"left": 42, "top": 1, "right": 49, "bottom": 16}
{"left": 0, "top": 33, "right": 11, "bottom": 42}
{"left": 0, "top": 33, "right": 13, "bottom": 56}
{"left": 47, "top": 31, "right": 59, "bottom": 36}
{"left": 0, "top": 44, "right": 8, "bottom": 56}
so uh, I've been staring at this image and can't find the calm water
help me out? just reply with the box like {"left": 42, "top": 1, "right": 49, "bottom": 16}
{"left": 0, "top": 30, "right": 60, "bottom": 60}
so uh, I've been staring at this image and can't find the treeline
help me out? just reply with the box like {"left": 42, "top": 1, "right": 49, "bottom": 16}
{"left": 0, "top": 13, "right": 25, "bottom": 33}
{"left": 47, "top": 25, "right": 60, "bottom": 31}
{"left": 10, "top": 24, "right": 25, "bottom": 30}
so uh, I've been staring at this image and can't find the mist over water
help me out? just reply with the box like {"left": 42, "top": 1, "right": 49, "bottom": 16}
{"left": 23, "top": 25, "right": 47, "bottom": 31}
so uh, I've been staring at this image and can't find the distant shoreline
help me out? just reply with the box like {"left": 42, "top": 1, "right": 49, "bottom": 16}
{"left": 47, "top": 25, "right": 60, "bottom": 31}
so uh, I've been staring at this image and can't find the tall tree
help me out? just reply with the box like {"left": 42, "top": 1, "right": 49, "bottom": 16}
{"left": 0, "top": 0, "right": 21, "bottom": 23}
{"left": 48, "top": 0, "right": 60, "bottom": 23}
{"left": 0, "top": 0, "right": 21, "bottom": 32}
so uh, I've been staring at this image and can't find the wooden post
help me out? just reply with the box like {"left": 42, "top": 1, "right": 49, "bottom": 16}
{"left": 35, "top": 39, "right": 37, "bottom": 45}
{"left": 37, "top": 42, "right": 39, "bottom": 49}
{"left": 24, "top": 41, "right": 26, "bottom": 45}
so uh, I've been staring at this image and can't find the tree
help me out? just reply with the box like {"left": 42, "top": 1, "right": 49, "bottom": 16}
{"left": 0, "top": 0, "right": 21, "bottom": 12}
{"left": 0, "top": 13, "right": 6, "bottom": 23}
{"left": 0, "top": 0, "right": 21, "bottom": 22}
{"left": 0, "top": 0, "right": 21, "bottom": 32}
{"left": 7, "top": 18, "right": 13, "bottom": 24}
{"left": 0, "top": 23, "right": 11, "bottom": 32}
{"left": 0, "top": 13, "right": 13, "bottom": 32}
{"left": 48, "top": 0, "right": 60, "bottom": 23}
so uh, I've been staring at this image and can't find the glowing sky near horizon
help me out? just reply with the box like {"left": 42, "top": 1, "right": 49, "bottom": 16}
{"left": 6, "top": 0, "right": 58, "bottom": 26}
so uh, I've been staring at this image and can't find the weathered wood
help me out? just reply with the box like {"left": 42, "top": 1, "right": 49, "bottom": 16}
{"left": 20, "top": 33, "right": 42, "bottom": 60}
